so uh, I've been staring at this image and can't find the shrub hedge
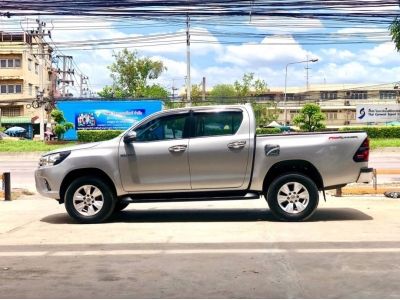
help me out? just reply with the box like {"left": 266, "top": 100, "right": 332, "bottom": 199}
{"left": 77, "top": 130, "right": 124, "bottom": 142}
{"left": 256, "top": 127, "right": 282, "bottom": 135}
{"left": 339, "top": 126, "right": 400, "bottom": 139}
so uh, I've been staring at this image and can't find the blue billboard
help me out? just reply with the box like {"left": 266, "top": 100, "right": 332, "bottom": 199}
{"left": 57, "top": 100, "right": 163, "bottom": 140}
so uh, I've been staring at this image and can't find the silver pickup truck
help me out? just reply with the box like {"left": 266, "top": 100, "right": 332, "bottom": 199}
{"left": 35, "top": 104, "right": 373, "bottom": 223}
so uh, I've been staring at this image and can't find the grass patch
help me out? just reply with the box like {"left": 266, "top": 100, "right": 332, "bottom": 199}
{"left": 370, "top": 138, "right": 400, "bottom": 149}
{"left": 0, "top": 140, "right": 76, "bottom": 152}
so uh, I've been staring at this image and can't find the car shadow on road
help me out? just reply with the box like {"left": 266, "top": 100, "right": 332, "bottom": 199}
{"left": 40, "top": 207, "right": 372, "bottom": 224}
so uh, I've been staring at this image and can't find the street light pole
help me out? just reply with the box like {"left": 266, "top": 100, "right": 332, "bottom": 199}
{"left": 284, "top": 58, "right": 318, "bottom": 125}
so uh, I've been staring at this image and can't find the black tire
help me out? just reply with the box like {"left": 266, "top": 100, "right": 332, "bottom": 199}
{"left": 64, "top": 177, "right": 116, "bottom": 223}
{"left": 113, "top": 201, "right": 129, "bottom": 213}
{"left": 266, "top": 173, "right": 319, "bottom": 221}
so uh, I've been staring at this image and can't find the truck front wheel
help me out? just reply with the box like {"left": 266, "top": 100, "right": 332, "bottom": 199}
{"left": 266, "top": 173, "right": 319, "bottom": 221}
{"left": 64, "top": 177, "right": 116, "bottom": 223}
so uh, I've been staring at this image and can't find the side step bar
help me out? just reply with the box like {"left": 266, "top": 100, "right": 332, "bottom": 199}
{"left": 120, "top": 192, "right": 260, "bottom": 203}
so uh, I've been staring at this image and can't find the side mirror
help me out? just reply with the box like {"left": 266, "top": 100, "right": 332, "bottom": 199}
{"left": 123, "top": 131, "right": 137, "bottom": 143}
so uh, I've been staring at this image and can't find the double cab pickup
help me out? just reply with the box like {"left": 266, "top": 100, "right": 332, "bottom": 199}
{"left": 35, "top": 104, "right": 373, "bottom": 223}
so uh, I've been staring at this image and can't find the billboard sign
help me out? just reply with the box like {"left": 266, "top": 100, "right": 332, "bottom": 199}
{"left": 356, "top": 104, "right": 400, "bottom": 123}
{"left": 57, "top": 100, "right": 163, "bottom": 140}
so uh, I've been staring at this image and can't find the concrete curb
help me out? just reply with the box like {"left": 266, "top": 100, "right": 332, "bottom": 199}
{"left": 0, "top": 152, "right": 43, "bottom": 160}
{"left": 342, "top": 186, "right": 400, "bottom": 196}
{"left": 376, "top": 169, "right": 400, "bottom": 175}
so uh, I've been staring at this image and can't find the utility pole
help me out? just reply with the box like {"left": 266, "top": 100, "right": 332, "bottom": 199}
{"left": 305, "top": 55, "right": 310, "bottom": 91}
{"left": 56, "top": 55, "right": 74, "bottom": 97}
{"left": 80, "top": 74, "right": 89, "bottom": 98}
{"left": 32, "top": 18, "right": 51, "bottom": 141}
{"left": 186, "top": 13, "right": 191, "bottom": 107}
{"left": 202, "top": 77, "right": 206, "bottom": 101}
{"left": 171, "top": 78, "right": 179, "bottom": 101}
{"left": 62, "top": 56, "right": 66, "bottom": 97}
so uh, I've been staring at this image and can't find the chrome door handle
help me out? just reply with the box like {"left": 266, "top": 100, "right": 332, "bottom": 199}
{"left": 227, "top": 140, "right": 246, "bottom": 150}
{"left": 168, "top": 145, "right": 187, "bottom": 153}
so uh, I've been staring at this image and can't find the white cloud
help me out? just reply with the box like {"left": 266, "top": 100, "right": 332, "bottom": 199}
{"left": 361, "top": 42, "right": 400, "bottom": 66}
{"left": 217, "top": 35, "right": 318, "bottom": 68}
{"left": 249, "top": 16, "right": 324, "bottom": 33}
{"left": 336, "top": 27, "right": 390, "bottom": 42}
{"left": 137, "top": 27, "right": 222, "bottom": 56}
{"left": 320, "top": 48, "right": 356, "bottom": 62}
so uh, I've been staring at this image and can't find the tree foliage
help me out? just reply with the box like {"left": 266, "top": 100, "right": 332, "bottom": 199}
{"left": 210, "top": 84, "right": 236, "bottom": 102}
{"left": 233, "top": 73, "right": 269, "bottom": 98}
{"left": 252, "top": 102, "right": 279, "bottom": 127}
{"left": 190, "top": 84, "right": 203, "bottom": 102}
{"left": 142, "top": 84, "right": 169, "bottom": 99}
{"left": 293, "top": 103, "right": 326, "bottom": 132}
{"left": 390, "top": 19, "right": 400, "bottom": 51}
{"left": 50, "top": 109, "right": 74, "bottom": 140}
{"left": 234, "top": 73, "right": 254, "bottom": 98}
{"left": 98, "top": 48, "right": 168, "bottom": 98}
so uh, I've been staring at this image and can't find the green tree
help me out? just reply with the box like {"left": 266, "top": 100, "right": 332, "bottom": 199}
{"left": 50, "top": 109, "right": 74, "bottom": 140}
{"left": 234, "top": 72, "right": 254, "bottom": 98}
{"left": 292, "top": 103, "right": 326, "bottom": 132}
{"left": 142, "top": 84, "right": 169, "bottom": 99}
{"left": 252, "top": 102, "right": 279, "bottom": 127}
{"left": 390, "top": 19, "right": 400, "bottom": 51}
{"left": 210, "top": 84, "right": 236, "bottom": 103}
{"left": 253, "top": 78, "right": 268, "bottom": 95}
{"left": 190, "top": 84, "right": 203, "bottom": 103}
{"left": 99, "top": 48, "right": 167, "bottom": 98}
{"left": 97, "top": 86, "right": 126, "bottom": 98}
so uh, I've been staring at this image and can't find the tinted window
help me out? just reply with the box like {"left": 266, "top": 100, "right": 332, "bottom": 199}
{"left": 135, "top": 114, "right": 189, "bottom": 142}
{"left": 15, "top": 85, "right": 22, "bottom": 93}
{"left": 194, "top": 111, "right": 243, "bottom": 137}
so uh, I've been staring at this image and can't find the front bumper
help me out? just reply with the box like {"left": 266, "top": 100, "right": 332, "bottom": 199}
{"left": 356, "top": 167, "right": 374, "bottom": 184}
{"left": 35, "top": 168, "right": 62, "bottom": 199}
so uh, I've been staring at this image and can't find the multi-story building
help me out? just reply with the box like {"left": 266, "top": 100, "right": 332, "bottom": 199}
{"left": 262, "top": 83, "right": 400, "bottom": 126}
{"left": 0, "top": 31, "right": 54, "bottom": 132}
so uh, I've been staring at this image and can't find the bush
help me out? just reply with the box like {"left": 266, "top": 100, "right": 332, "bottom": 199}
{"left": 339, "top": 126, "right": 400, "bottom": 139}
{"left": 50, "top": 109, "right": 74, "bottom": 140}
{"left": 78, "top": 130, "right": 124, "bottom": 142}
{"left": 256, "top": 127, "right": 282, "bottom": 135}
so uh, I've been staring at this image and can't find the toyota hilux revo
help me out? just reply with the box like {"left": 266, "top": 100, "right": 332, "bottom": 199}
{"left": 35, "top": 104, "right": 373, "bottom": 223}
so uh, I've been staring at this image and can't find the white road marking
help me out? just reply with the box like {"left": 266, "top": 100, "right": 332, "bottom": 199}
{"left": 0, "top": 248, "right": 399, "bottom": 257}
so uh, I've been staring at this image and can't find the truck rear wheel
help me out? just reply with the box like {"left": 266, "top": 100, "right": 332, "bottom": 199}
{"left": 64, "top": 177, "right": 116, "bottom": 223}
{"left": 266, "top": 173, "right": 319, "bottom": 221}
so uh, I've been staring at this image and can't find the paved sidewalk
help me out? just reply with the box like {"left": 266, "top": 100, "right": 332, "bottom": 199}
{"left": 1, "top": 195, "right": 400, "bottom": 298}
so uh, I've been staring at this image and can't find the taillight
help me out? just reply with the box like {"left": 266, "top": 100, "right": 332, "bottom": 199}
{"left": 353, "top": 138, "right": 369, "bottom": 162}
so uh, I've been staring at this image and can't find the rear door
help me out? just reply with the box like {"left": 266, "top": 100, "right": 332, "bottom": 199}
{"left": 188, "top": 109, "right": 250, "bottom": 189}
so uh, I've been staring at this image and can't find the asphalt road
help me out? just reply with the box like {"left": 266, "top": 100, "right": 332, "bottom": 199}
{"left": 1, "top": 195, "right": 400, "bottom": 298}
{"left": 0, "top": 150, "right": 399, "bottom": 191}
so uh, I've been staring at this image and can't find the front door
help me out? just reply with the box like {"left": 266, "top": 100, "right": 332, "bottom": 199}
{"left": 119, "top": 113, "right": 191, "bottom": 192}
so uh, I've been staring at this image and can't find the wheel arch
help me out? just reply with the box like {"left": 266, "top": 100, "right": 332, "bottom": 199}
{"left": 60, "top": 168, "right": 117, "bottom": 203}
{"left": 262, "top": 160, "right": 324, "bottom": 193}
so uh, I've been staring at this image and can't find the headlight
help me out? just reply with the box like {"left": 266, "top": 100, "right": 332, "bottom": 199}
{"left": 39, "top": 151, "right": 71, "bottom": 167}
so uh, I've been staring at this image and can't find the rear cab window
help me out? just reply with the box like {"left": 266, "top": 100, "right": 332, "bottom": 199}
{"left": 193, "top": 111, "right": 243, "bottom": 137}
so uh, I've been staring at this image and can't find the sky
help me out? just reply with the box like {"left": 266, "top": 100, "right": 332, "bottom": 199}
{"left": 1, "top": 3, "right": 400, "bottom": 96}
